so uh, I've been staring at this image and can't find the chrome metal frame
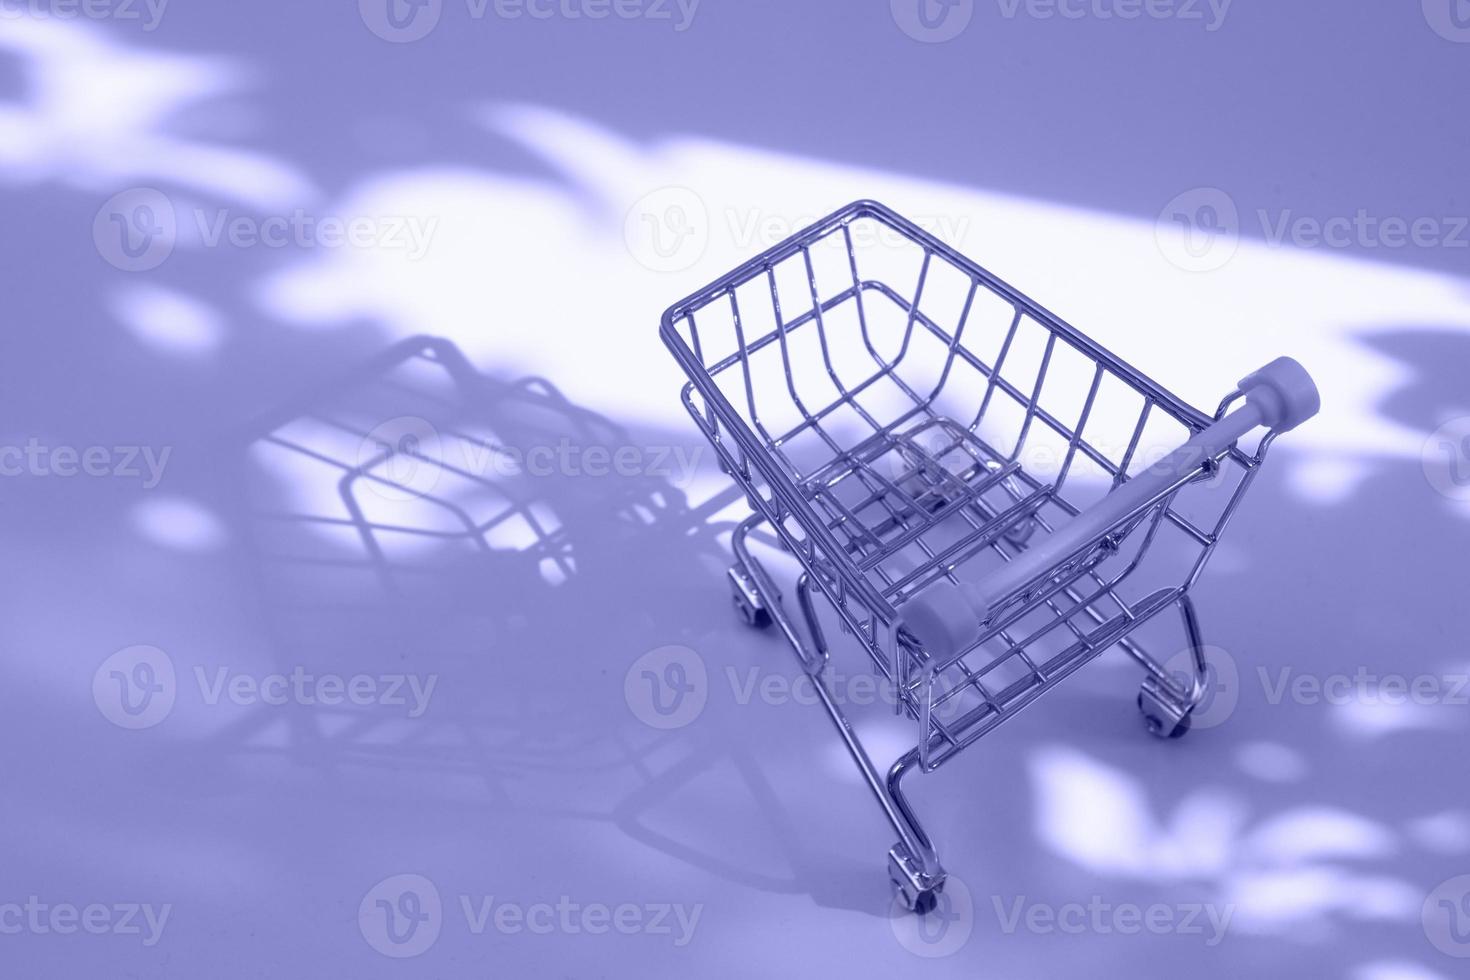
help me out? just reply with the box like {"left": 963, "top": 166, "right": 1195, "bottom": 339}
{"left": 660, "top": 200, "right": 1277, "bottom": 909}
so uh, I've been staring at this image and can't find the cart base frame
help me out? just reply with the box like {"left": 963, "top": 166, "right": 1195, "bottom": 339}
{"left": 729, "top": 510, "right": 1210, "bottom": 912}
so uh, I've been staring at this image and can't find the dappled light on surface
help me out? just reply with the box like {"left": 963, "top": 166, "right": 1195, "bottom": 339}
{"left": 1330, "top": 697, "right": 1465, "bottom": 740}
{"left": 1028, "top": 746, "right": 1427, "bottom": 937}
{"left": 1028, "top": 745, "right": 1241, "bottom": 879}
{"left": 1232, "top": 740, "right": 1308, "bottom": 784}
{"left": 109, "top": 282, "right": 226, "bottom": 358}
{"left": 1352, "top": 962, "right": 1453, "bottom": 980}
{"left": 247, "top": 103, "right": 1470, "bottom": 513}
{"left": 0, "top": 19, "right": 311, "bottom": 205}
{"left": 131, "top": 495, "right": 229, "bottom": 553}
{"left": 1405, "top": 811, "right": 1470, "bottom": 856}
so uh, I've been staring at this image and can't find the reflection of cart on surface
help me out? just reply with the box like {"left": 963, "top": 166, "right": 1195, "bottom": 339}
{"left": 660, "top": 201, "right": 1319, "bottom": 912}
{"left": 235, "top": 336, "right": 714, "bottom": 777}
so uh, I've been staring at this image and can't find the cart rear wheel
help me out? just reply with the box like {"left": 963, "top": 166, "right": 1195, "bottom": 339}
{"left": 734, "top": 591, "right": 772, "bottom": 629}
{"left": 893, "top": 879, "right": 945, "bottom": 915}
{"left": 1137, "top": 692, "right": 1192, "bottom": 739}
{"left": 729, "top": 566, "right": 773, "bottom": 629}
{"left": 912, "top": 886, "right": 943, "bottom": 915}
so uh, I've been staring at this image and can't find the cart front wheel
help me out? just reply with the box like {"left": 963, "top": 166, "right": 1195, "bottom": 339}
{"left": 910, "top": 884, "right": 944, "bottom": 916}
{"left": 891, "top": 876, "right": 946, "bottom": 915}
{"left": 1137, "top": 691, "right": 1192, "bottom": 739}
{"left": 888, "top": 842, "right": 947, "bottom": 915}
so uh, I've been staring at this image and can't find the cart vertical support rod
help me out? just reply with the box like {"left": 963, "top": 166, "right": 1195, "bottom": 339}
{"left": 810, "top": 667, "right": 943, "bottom": 880}
{"left": 885, "top": 750, "right": 936, "bottom": 867}
{"left": 1178, "top": 593, "right": 1206, "bottom": 699}
{"left": 731, "top": 514, "right": 943, "bottom": 880}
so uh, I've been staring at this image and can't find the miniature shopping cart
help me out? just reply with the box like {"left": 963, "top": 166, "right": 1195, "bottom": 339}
{"left": 659, "top": 200, "right": 1319, "bottom": 913}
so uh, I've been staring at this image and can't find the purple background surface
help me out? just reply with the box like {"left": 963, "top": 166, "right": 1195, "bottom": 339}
{"left": 2, "top": 1, "right": 1469, "bottom": 977}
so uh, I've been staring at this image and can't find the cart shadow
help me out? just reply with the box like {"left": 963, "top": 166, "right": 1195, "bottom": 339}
{"left": 215, "top": 333, "right": 714, "bottom": 764}
{"left": 201, "top": 333, "right": 893, "bottom": 913}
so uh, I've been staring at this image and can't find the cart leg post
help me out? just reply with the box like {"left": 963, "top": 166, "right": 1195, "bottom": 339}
{"left": 793, "top": 571, "right": 828, "bottom": 665}
{"left": 730, "top": 514, "right": 946, "bottom": 911}
{"left": 885, "top": 750, "right": 947, "bottom": 913}
{"left": 1137, "top": 592, "right": 1208, "bottom": 739}
{"left": 808, "top": 688, "right": 946, "bottom": 914}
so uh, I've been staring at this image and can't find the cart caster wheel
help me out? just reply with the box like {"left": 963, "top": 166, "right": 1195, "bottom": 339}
{"left": 735, "top": 594, "right": 772, "bottom": 629}
{"left": 728, "top": 565, "right": 772, "bottom": 630}
{"left": 891, "top": 875, "right": 945, "bottom": 915}
{"left": 909, "top": 884, "right": 945, "bottom": 915}
{"left": 1137, "top": 692, "right": 1192, "bottom": 739}
{"left": 888, "top": 843, "right": 946, "bottom": 915}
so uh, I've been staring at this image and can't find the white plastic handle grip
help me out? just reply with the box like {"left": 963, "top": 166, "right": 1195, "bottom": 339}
{"left": 899, "top": 357, "right": 1319, "bottom": 660}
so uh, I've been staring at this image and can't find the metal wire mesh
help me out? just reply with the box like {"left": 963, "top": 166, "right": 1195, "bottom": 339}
{"left": 664, "top": 201, "right": 1268, "bottom": 767}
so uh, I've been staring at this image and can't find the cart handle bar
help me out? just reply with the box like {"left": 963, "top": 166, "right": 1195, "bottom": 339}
{"left": 899, "top": 357, "right": 1320, "bottom": 661}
